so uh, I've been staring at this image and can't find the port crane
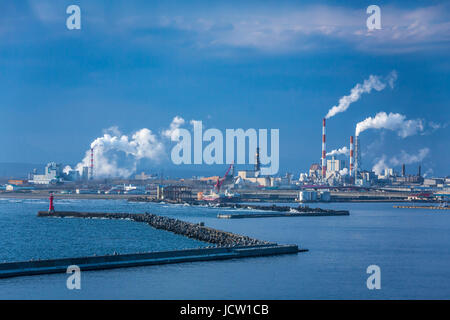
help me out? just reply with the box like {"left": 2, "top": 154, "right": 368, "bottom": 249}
{"left": 214, "top": 163, "right": 234, "bottom": 193}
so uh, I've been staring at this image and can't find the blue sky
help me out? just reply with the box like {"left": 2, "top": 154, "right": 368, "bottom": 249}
{"left": 0, "top": 0, "right": 449, "bottom": 177}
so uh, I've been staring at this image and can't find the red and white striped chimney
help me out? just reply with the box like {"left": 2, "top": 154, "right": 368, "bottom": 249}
{"left": 349, "top": 136, "right": 354, "bottom": 177}
{"left": 90, "top": 147, "right": 94, "bottom": 180}
{"left": 322, "top": 118, "right": 327, "bottom": 177}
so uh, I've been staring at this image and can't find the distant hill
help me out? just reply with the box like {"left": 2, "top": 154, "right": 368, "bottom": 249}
{"left": 0, "top": 163, "right": 44, "bottom": 179}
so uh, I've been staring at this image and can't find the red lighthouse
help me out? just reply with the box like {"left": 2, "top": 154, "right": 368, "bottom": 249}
{"left": 49, "top": 193, "right": 55, "bottom": 213}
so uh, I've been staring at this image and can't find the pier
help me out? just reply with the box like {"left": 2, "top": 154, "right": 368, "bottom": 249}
{"left": 0, "top": 211, "right": 304, "bottom": 279}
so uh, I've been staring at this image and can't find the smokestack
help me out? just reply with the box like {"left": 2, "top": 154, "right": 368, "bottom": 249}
{"left": 418, "top": 165, "right": 421, "bottom": 177}
{"left": 255, "top": 147, "right": 261, "bottom": 172}
{"left": 90, "top": 147, "right": 94, "bottom": 180}
{"left": 354, "top": 136, "right": 361, "bottom": 177}
{"left": 402, "top": 164, "right": 405, "bottom": 177}
{"left": 322, "top": 118, "right": 327, "bottom": 177}
{"left": 349, "top": 136, "right": 354, "bottom": 177}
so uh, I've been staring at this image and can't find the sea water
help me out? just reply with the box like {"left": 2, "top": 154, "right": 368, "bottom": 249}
{"left": 0, "top": 198, "right": 449, "bottom": 299}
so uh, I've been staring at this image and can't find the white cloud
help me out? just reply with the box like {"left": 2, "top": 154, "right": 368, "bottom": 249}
{"left": 162, "top": 116, "right": 185, "bottom": 141}
{"left": 141, "top": 4, "right": 450, "bottom": 54}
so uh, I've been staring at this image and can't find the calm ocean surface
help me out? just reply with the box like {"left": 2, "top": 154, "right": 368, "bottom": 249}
{"left": 0, "top": 198, "right": 449, "bottom": 299}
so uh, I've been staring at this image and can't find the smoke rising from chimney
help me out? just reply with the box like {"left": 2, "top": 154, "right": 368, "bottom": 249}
{"left": 372, "top": 148, "right": 430, "bottom": 175}
{"left": 326, "top": 146, "right": 350, "bottom": 157}
{"left": 65, "top": 117, "right": 188, "bottom": 178}
{"left": 355, "top": 112, "right": 423, "bottom": 137}
{"left": 325, "top": 71, "right": 397, "bottom": 119}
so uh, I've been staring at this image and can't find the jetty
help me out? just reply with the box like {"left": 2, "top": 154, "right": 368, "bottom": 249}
{"left": 0, "top": 211, "right": 304, "bottom": 279}
{"left": 218, "top": 211, "right": 349, "bottom": 219}
{"left": 216, "top": 203, "right": 349, "bottom": 218}
{"left": 128, "top": 199, "right": 350, "bottom": 217}
{"left": 393, "top": 205, "right": 449, "bottom": 210}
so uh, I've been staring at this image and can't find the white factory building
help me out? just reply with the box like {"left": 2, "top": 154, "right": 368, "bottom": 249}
{"left": 29, "top": 162, "right": 63, "bottom": 185}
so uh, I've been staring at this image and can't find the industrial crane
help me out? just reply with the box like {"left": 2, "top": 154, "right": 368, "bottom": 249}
{"left": 214, "top": 163, "right": 234, "bottom": 193}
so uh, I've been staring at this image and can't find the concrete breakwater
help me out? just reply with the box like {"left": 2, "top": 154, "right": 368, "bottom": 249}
{"left": 0, "top": 244, "right": 302, "bottom": 279}
{"left": 37, "top": 211, "right": 272, "bottom": 246}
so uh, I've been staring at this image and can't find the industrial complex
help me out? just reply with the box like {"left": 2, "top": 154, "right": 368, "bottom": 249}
{"left": 0, "top": 118, "right": 448, "bottom": 204}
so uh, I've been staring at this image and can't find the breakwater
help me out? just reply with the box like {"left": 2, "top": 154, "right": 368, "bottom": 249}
{"left": 393, "top": 205, "right": 449, "bottom": 210}
{"left": 217, "top": 203, "right": 349, "bottom": 216}
{"left": 127, "top": 198, "right": 350, "bottom": 216}
{"left": 0, "top": 244, "right": 302, "bottom": 279}
{"left": 0, "top": 211, "right": 304, "bottom": 279}
{"left": 218, "top": 211, "right": 349, "bottom": 219}
{"left": 37, "top": 211, "right": 272, "bottom": 246}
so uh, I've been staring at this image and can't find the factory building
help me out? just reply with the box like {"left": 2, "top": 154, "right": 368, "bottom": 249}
{"left": 326, "top": 157, "right": 345, "bottom": 174}
{"left": 29, "top": 162, "right": 63, "bottom": 185}
{"left": 65, "top": 170, "right": 81, "bottom": 181}
{"left": 236, "top": 170, "right": 271, "bottom": 187}
{"left": 81, "top": 166, "right": 89, "bottom": 181}
{"left": 309, "top": 164, "right": 321, "bottom": 179}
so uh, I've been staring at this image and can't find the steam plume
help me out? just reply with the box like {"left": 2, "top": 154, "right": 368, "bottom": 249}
{"left": 325, "top": 71, "right": 397, "bottom": 119}
{"left": 355, "top": 112, "right": 423, "bottom": 137}
{"left": 66, "top": 117, "right": 188, "bottom": 178}
{"left": 372, "top": 148, "right": 429, "bottom": 175}
{"left": 326, "top": 146, "right": 349, "bottom": 157}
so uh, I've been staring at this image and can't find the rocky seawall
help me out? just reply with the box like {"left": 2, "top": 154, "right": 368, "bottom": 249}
{"left": 37, "top": 211, "right": 273, "bottom": 247}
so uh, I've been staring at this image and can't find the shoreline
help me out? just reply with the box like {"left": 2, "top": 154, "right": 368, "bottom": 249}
{"left": 0, "top": 191, "right": 441, "bottom": 204}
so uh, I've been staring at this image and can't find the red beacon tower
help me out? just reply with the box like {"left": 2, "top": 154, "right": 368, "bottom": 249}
{"left": 48, "top": 193, "right": 55, "bottom": 213}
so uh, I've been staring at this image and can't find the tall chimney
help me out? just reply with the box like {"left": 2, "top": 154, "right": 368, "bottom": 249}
{"left": 322, "top": 118, "right": 327, "bottom": 177}
{"left": 402, "top": 164, "right": 405, "bottom": 177}
{"left": 90, "top": 147, "right": 94, "bottom": 180}
{"left": 354, "top": 136, "right": 361, "bottom": 178}
{"left": 418, "top": 165, "right": 421, "bottom": 177}
{"left": 349, "top": 136, "right": 354, "bottom": 177}
{"left": 255, "top": 147, "right": 261, "bottom": 172}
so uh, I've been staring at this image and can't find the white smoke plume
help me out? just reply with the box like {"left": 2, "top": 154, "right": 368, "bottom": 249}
{"left": 75, "top": 128, "right": 165, "bottom": 178}
{"left": 372, "top": 155, "right": 389, "bottom": 175}
{"left": 423, "top": 168, "right": 433, "bottom": 178}
{"left": 326, "top": 146, "right": 349, "bottom": 157}
{"left": 325, "top": 71, "right": 397, "bottom": 119}
{"left": 355, "top": 112, "right": 423, "bottom": 137}
{"left": 339, "top": 168, "right": 349, "bottom": 176}
{"left": 66, "top": 117, "right": 189, "bottom": 178}
{"left": 390, "top": 148, "right": 430, "bottom": 166}
{"left": 372, "top": 148, "right": 430, "bottom": 175}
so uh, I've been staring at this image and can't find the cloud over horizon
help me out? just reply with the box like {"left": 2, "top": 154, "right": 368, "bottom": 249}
{"left": 3, "top": 2, "right": 449, "bottom": 55}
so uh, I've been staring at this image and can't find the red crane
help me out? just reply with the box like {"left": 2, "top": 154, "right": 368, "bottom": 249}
{"left": 214, "top": 163, "right": 234, "bottom": 193}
